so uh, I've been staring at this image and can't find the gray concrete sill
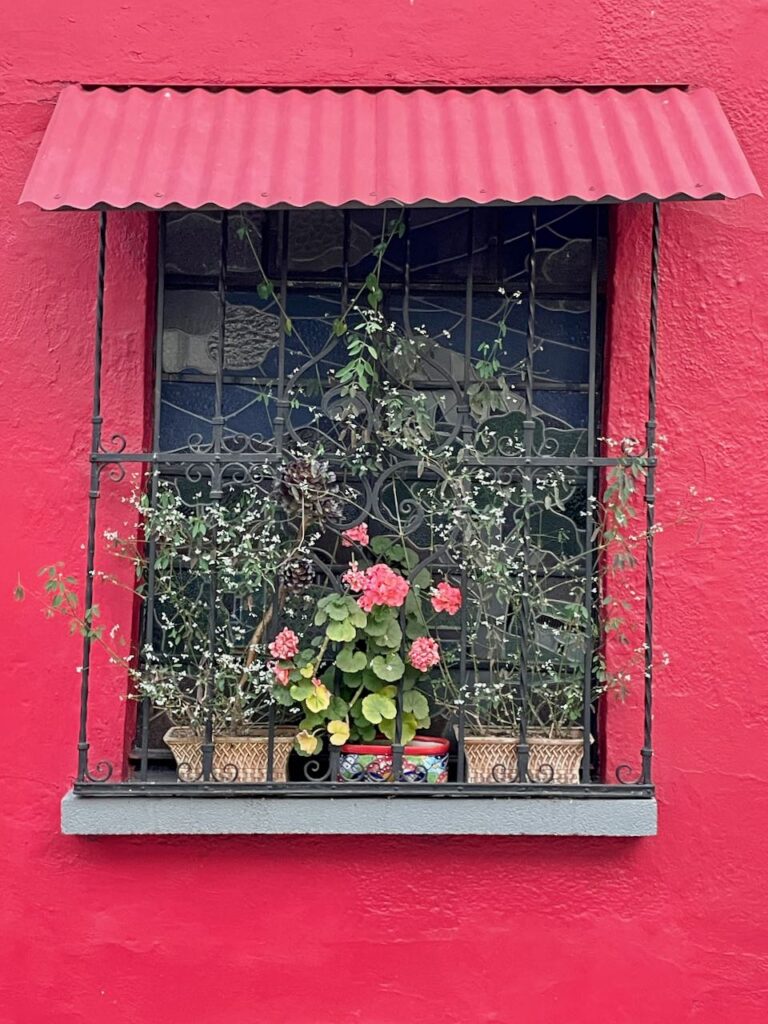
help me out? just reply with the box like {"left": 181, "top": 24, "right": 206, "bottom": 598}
{"left": 62, "top": 791, "right": 657, "bottom": 836}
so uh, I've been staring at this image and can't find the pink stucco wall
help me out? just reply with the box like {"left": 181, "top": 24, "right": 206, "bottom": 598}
{"left": 2, "top": 2, "right": 767, "bottom": 1021}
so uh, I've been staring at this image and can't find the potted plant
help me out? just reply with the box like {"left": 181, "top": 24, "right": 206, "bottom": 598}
{"left": 447, "top": 451, "right": 649, "bottom": 785}
{"left": 266, "top": 523, "right": 461, "bottom": 783}
{"left": 25, "top": 478, "right": 312, "bottom": 782}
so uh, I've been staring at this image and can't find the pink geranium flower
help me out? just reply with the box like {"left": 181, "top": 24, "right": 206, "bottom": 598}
{"left": 342, "top": 558, "right": 368, "bottom": 592}
{"left": 268, "top": 627, "right": 300, "bottom": 661}
{"left": 270, "top": 663, "right": 292, "bottom": 686}
{"left": 408, "top": 636, "right": 440, "bottom": 672}
{"left": 431, "top": 581, "right": 462, "bottom": 616}
{"left": 356, "top": 563, "right": 411, "bottom": 613}
{"left": 341, "top": 523, "right": 370, "bottom": 548}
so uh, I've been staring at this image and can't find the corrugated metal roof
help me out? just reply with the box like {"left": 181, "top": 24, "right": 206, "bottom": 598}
{"left": 19, "top": 85, "right": 760, "bottom": 210}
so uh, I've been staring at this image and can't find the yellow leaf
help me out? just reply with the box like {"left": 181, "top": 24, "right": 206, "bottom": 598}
{"left": 305, "top": 682, "right": 331, "bottom": 713}
{"left": 296, "top": 729, "right": 320, "bottom": 755}
{"left": 300, "top": 664, "right": 315, "bottom": 679}
{"left": 328, "top": 719, "right": 350, "bottom": 746}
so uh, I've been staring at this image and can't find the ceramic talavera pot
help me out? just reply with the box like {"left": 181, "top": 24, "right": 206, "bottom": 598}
{"left": 164, "top": 726, "right": 295, "bottom": 783}
{"left": 338, "top": 736, "right": 450, "bottom": 783}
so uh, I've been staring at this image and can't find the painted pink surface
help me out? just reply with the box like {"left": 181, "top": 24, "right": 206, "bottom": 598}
{"left": 19, "top": 85, "right": 760, "bottom": 209}
{"left": 1, "top": 2, "right": 768, "bottom": 1022}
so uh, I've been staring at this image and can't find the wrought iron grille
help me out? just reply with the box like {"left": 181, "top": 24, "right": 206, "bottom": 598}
{"left": 74, "top": 203, "right": 659, "bottom": 798}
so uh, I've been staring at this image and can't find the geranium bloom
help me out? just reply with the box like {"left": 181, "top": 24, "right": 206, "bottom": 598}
{"left": 341, "top": 523, "right": 370, "bottom": 548}
{"left": 408, "top": 636, "right": 440, "bottom": 672}
{"left": 357, "top": 563, "right": 410, "bottom": 613}
{"left": 268, "top": 627, "right": 300, "bottom": 660}
{"left": 431, "top": 581, "right": 462, "bottom": 616}
{"left": 342, "top": 558, "right": 367, "bottom": 592}
{"left": 270, "top": 663, "right": 291, "bottom": 686}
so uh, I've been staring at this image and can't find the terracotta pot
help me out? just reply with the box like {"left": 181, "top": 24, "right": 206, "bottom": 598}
{"left": 164, "top": 726, "right": 295, "bottom": 783}
{"left": 338, "top": 736, "right": 449, "bottom": 783}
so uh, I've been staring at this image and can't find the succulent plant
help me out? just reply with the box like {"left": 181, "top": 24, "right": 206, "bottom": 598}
{"left": 278, "top": 456, "right": 341, "bottom": 524}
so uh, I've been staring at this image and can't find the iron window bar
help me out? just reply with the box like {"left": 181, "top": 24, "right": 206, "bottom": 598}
{"left": 72, "top": 203, "right": 659, "bottom": 798}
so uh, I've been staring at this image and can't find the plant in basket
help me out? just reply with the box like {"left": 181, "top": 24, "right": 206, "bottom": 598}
{"left": 20, "top": 478, "right": 317, "bottom": 782}
{"left": 447, "top": 445, "right": 656, "bottom": 785}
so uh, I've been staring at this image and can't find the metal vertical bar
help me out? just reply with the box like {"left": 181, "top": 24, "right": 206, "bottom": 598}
{"left": 457, "top": 209, "right": 474, "bottom": 782}
{"left": 273, "top": 211, "right": 289, "bottom": 450}
{"left": 138, "top": 215, "right": 166, "bottom": 781}
{"left": 211, "top": 210, "right": 228, "bottom": 484}
{"left": 392, "top": 211, "right": 409, "bottom": 783}
{"left": 580, "top": 208, "right": 600, "bottom": 784}
{"left": 266, "top": 211, "right": 290, "bottom": 782}
{"left": 77, "top": 211, "right": 110, "bottom": 783}
{"left": 328, "top": 211, "right": 352, "bottom": 786}
{"left": 641, "top": 202, "right": 661, "bottom": 785}
{"left": 461, "top": 209, "right": 474, "bottom": 442}
{"left": 201, "top": 212, "right": 228, "bottom": 780}
{"left": 517, "top": 207, "right": 538, "bottom": 783}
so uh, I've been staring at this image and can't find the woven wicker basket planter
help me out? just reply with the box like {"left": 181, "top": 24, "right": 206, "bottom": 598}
{"left": 463, "top": 735, "right": 519, "bottom": 784}
{"left": 528, "top": 729, "right": 584, "bottom": 785}
{"left": 462, "top": 729, "right": 584, "bottom": 785}
{"left": 164, "top": 727, "right": 295, "bottom": 783}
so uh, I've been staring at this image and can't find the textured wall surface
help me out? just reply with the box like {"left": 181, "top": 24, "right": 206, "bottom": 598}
{"left": 2, "top": 2, "right": 767, "bottom": 1022}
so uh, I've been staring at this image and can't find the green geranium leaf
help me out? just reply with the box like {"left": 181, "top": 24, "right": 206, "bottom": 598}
{"left": 300, "top": 712, "right": 325, "bottom": 730}
{"left": 403, "top": 690, "right": 430, "bottom": 719}
{"left": 327, "top": 603, "right": 351, "bottom": 621}
{"left": 361, "top": 692, "right": 398, "bottom": 724}
{"left": 370, "top": 536, "right": 394, "bottom": 556}
{"left": 313, "top": 609, "right": 329, "bottom": 626}
{"left": 272, "top": 687, "right": 294, "bottom": 706}
{"left": 379, "top": 712, "right": 418, "bottom": 744}
{"left": 364, "top": 607, "right": 394, "bottom": 637}
{"left": 290, "top": 682, "right": 314, "bottom": 701}
{"left": 412, "top": 569, "right": 432, "bottom": 589}
{"left": 360, "top": 670, "right": 383, "bottom": 693}
{"left": 405, "top": 617, "right": 428, "bottom": 640}
{"left": 349, "top": 606, "right": 368, "bottom": 629}
{"left": 335, "top": 647, "right": 368, "bottom": 673}
{"left": 386, "top": 544, "right": 419, "bottom": 570}
{"left": 378, "top": 620, "right": 403, "bottom": 649}
{"left": 370, "top": 653, "right": 405, "bottom": 682}
{"left": 329, "top": 695, "right": 350, "bottom": 718}
{"left": 326, "top": 620, "right": 357, "bottom": 643}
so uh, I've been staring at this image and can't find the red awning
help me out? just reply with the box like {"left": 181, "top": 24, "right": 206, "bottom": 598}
{"left": 20, "top": 85, "right": 760, "bottom": 210}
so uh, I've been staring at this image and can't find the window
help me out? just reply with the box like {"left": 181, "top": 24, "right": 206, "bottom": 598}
{"left": 22, "top": 83, "right": 755, "bottom": 833}
{"left": 112, "top": 203, "right": 636, "bottom": 791}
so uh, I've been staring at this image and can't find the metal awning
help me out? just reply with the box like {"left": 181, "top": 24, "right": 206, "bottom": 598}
{"left": 19, "top": 84, "right": 760, "bottom": 210}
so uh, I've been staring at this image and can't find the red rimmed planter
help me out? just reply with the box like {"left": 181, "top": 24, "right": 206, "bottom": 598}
{"left": 338, "top": 736, "right": 450, "bottom": 783}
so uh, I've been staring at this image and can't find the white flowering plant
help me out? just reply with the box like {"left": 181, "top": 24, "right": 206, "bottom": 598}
{"left": 20, "top": 478, "right": 318, "bottom": 735}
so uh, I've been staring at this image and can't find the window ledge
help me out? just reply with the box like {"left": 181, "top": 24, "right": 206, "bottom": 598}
{"left": 61, "top": 791, "right": 657, "bottom": 836}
